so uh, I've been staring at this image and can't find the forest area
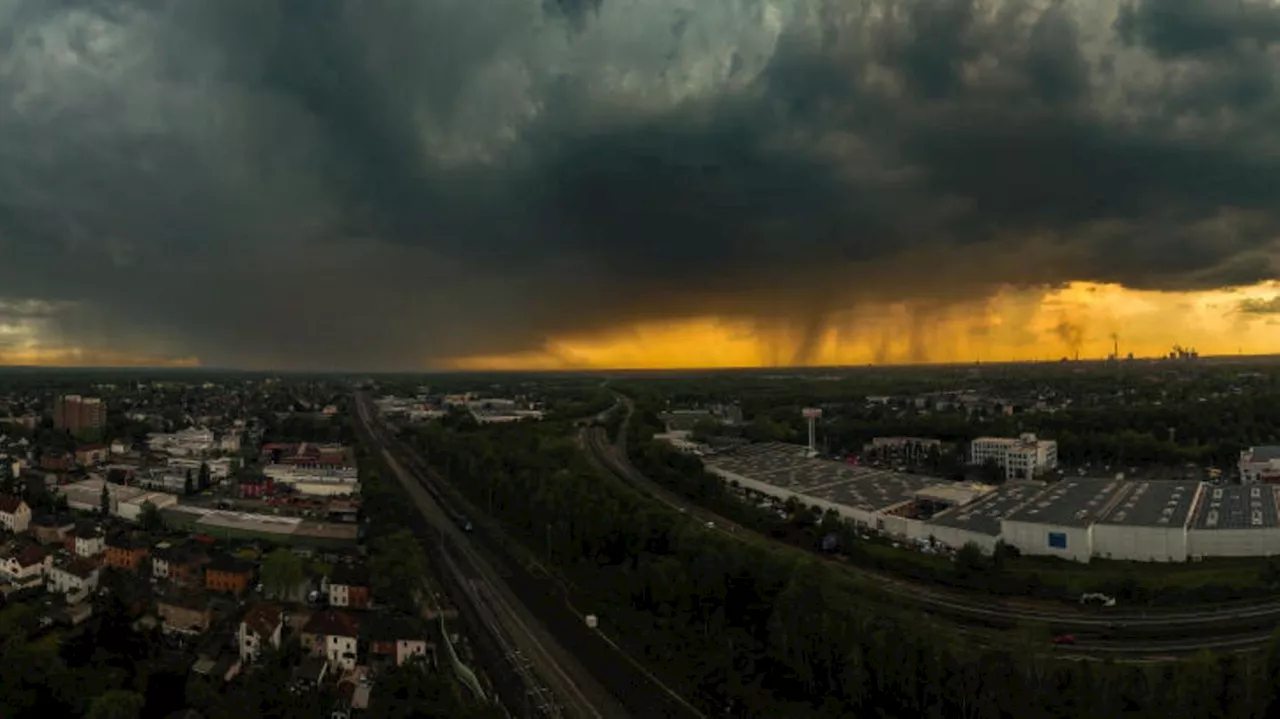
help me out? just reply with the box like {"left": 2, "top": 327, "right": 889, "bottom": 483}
{"left": 403, "top": 413, "right": 1280, "bottom": 718}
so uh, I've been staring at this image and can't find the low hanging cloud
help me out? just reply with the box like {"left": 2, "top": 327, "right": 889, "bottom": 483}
{"left": 1, "top": 0, "right": 1279, "bottom": 370}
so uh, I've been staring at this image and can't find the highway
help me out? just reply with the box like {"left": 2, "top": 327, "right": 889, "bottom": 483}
{"left": 356, "top": 393, "right": 618, "bottom": 719}
{"left": 583, "top": 394, "right": 1280, "bottom": 658}
{"left": 358, "top": 392, "right": 705, "bottom": 719}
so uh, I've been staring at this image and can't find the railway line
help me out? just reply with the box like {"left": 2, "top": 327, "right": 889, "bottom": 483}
{"left": 357, "top": 392, "right": 705, "bottom": 719}
{"left": 585, "top": 394, "right": 1280, "bottom": 659}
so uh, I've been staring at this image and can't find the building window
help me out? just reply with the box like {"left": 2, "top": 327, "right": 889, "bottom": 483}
{"left": 1047, "top": 532, "right": 1068, "bottom": 549}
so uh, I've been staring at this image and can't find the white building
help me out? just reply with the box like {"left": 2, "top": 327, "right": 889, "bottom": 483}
{"left": 0, "top": 495, "right": 31, "bottom": 533}
{"left": 1239, "top": 446, "right": 1280, "bottom": 483}
{"left": 1187, "top": 485, "right": 1280, "bottom": 558}
{"left": 239, "top": 603, "right": 284, "bottom": 663}
{"left": 167, "top": 457, "right": 233, "bottom": 480}
{"left": 0, "top": 545, "right": 49, "bottom": 586}
{"left": 70, "top": 531, "right": 105, "bottom": 558}
{"left": 60, "top": 478, "right": 178, "bottom": 521}
{"left": 46, "top": 557, "right": 100, "bottom": 599}
{"left": 999, "top": 479, "right": 1126, "bottom": 563}
{"left": 970, "top": 434, "right": 1058, "bottom": 480}
{"left": 1091, "top": 481, "right": 1202, "bottom": 562}
{"left": 147, "top": 427, "right": 218, "bottom": 457}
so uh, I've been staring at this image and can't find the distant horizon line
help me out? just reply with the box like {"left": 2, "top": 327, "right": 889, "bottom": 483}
{"left": 0, "top": 352, "right": 1277, "bottom": 375}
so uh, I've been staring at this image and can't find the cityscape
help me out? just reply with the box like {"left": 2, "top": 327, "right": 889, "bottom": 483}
{"left": 4, "top": 0, "right": 1280, "bottom": 718}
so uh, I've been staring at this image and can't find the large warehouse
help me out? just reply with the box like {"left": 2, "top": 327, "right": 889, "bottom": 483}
{"left": 1000, "top": 479, "right": 1127, "bottom": 562}
{"left": 698, "top": 440, "right": 1280, "bottom": 563}
{"left": 925, "top": 482, "right": 1045, "bottom": 554}
{"left": 61, "top": 478, "right": 179, "bottom": 521}
{"left": 1091, "top": 481, "right": 1201, "bottom": 563}
{"left": 1186, "top": 484, "right": 1280, "bottom": 558}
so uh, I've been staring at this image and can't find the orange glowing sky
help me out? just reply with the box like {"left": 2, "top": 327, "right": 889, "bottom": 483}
{"left": 444, "top": 281, "right": 1280, "bottom": 370}
{"left": 1, "top": 281, "right": 1276, "bottom": 371}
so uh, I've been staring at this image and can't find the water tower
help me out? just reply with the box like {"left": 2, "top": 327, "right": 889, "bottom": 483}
{"left": 802, "top": 407, "right": 823, "bottom": 457}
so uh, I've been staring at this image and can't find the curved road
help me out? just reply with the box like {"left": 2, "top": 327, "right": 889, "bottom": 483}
{"left": 584, "top": 394, "right": 1280, "bottom": 658}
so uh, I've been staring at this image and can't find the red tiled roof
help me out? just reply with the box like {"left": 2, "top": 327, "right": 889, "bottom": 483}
{"left": 0, "top": 495, "right": 24, "bottom": 514}
{"left": 14, "top": 545, "right": 47, "bottom": 568}
{"left": 302, "top": 609, "right": 359, "bottom": 638}
{"left": 242, "top": 602, "right": 283, "bottom": 638}
{"left": 61, "top": 557, "right": 98, "bottom": 579}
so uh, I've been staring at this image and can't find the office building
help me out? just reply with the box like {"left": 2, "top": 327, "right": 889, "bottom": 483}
{"left": 970, "top": 434, "right": 1058, "bottom": 481}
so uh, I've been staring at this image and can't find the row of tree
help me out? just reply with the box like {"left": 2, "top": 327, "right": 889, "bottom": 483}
{"left": 403, "top": 411, "right": 1280, "bottom": 718}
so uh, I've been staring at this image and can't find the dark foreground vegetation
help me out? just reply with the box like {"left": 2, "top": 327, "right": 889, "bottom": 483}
{"left": 405, "top": 411, "right": 1280, "bottom": 719}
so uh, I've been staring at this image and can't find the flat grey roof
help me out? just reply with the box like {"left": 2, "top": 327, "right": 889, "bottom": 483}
{"left": 1191, "top": 484, "right": 1280, "bottom": 530}
{"left": 926, "top": 482, "right": 1048, "bottom": 537}
{"left": 1097, "top": 481, "right": 1202, "bottom": 528}
{"left": 1003, "top": 478, "right": 1127, "bottom": 528}
{"left": 708, "top": 442, "right": 943, "bottom": 512}
{"left": 1248, "top": 446, "right": 1280, "bottom": 462}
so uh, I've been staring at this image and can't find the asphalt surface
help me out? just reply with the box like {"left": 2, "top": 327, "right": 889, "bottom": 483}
{"left": 358, "top": 393, "right": 705, "bottom": 719}
{"left": 585, "top": 394, "right": 1280, "bottom": 659}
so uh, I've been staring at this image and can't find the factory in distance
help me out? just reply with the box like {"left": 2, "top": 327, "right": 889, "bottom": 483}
{"left": 689, "top": 413, "right": 1280, "bottom": 563}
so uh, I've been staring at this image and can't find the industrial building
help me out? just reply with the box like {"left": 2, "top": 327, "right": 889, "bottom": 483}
{"left": 1186, "top": 484, "right": 1280, "bottom": 558}
{"left": 1091, "top": 481, "right": 1201, "bottom": 562}
{"left": 925, "top": 482, "right": 1045, "bottom": 554}
{"left": 60, "top": 478, "right": 179, "bottom": 522}
{"left": 161, "top": 506, "right": 358, "bottom": 549}
{"left": 970, "top": 434, "right": 1058, "bottom": 480}
{"left": 999, "top": 479, "right": 1127, "bottom": 562}
{"left": 703, "top": 441, "right": 1280, "bottom": 563}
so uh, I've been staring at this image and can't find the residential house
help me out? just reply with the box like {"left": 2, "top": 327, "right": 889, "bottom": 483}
{"left": 328, "top": 564, "right": 371, "bottom": 609}
{"left": 109, "top": 439, "right": 132, "bottom": 456}
{"left": 75, "top": 444, "right": 109, "bottom": 467}
{"left": 0, "top": 544, "right": 49, "bottom": 587}
{"left": 64, "top": 527, "right": 105, "bottom": 558}
{"left": 167, "top": 547, "right": 212, "bottom": 587}
{"left": 238, "top": 603, "right": 284, "bottom": 663}
{"left": 105, "top": 535, "right": 150, "bottom": 572}
{"left": 364, "top": 615, "right": 432, "bottom": 668}
{"left": 46, "top": 556, "right": 100, "bottom": 601}
{"left": 39, "top": 452, "right": 74, "bottom": 472}
{"left": 30, "top": 515, "right": 75, "bottom": 546}
{"left": 0, "top": 495, "right": 30, "bottom": 534}
{"left": 301, "top": 609, "right": 360, "bottom": 672}
{"left": 206, "top": 555, "right": 255, "bottom": 596}
{"left": 158, "top": 593, "right": 215, "bottom": 635}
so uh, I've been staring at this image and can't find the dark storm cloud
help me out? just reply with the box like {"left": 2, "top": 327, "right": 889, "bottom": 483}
{"left": 1237, "top": 297, "right": 1280, "bottom": 315}
{"left": 1, "top": 0, "right": 1279, "bottom": 369}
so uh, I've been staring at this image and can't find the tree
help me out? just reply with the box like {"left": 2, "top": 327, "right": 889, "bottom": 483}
{"left": 260, "top": 548, "right": 305, "bottom": 600}
{"left": 100, "top": 482, "right": 111, "bottom": 516}
{"left": 139, "top": 501, "right": 164, "bottom": 532}
{"left": 370, "top": 530, "right": 428, "bottom": 613}
{"left": 184, "top": 469, "right": 194, "bottom": 496}
{"left": 198, "top": 462, "right": 211, "bottom": 491}
{"left": 85, "top": 690, "right": 145, "bottom": 719}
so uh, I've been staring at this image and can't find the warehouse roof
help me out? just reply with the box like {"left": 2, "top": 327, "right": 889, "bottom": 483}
{"left": 1003, "top": 478, "right": 1127, "bottom": 528}
{"left": 707, "top": 442, "right": 944, "bottom": 512}
{"left": 1190, "top": 484, "right": 1280, "bottom": 530}
{"left": 1097, "top": 481, "right": 1203, "bottom": 528}
{"left": 926, "top": 482, "right": 1048, "bottom": 537}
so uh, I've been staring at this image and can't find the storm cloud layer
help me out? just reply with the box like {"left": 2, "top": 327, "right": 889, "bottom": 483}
{"left": 1, "top": 0, "right": 1279, "bottom": 369}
